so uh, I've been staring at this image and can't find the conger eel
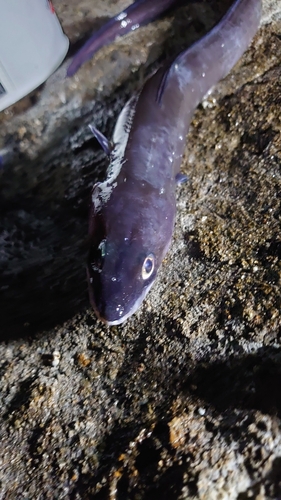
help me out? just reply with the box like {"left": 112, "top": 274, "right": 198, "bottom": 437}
{"left": 68, "top": 0, "right": 261, "bottom": 325}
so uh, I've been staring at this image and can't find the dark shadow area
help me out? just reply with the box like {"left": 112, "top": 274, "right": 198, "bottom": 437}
{"left": 0, "top": 114, "right": 108, "bottom": 340}
{"left": 188, "top": 344, "right": 281, "bottom": 415}
{"left": 67, "top": 344, "right": 281, "bottom": 498}
{"left": 2, "top": 375, "right": 36, "bottom": 421}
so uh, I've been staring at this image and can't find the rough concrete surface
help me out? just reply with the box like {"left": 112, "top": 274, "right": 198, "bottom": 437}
{"left": 0, "top": 1, "right": 281, "bottom": 499}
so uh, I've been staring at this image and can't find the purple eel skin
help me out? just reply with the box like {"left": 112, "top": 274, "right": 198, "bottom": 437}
{"left": 67, "top": 0, "right": 183, "bottom": 77}
{"left": 73, "top": 0, "right": 261, "bottom": 325}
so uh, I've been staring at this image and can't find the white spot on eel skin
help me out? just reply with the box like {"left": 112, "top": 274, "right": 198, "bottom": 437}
{"left": 116, "top": 12, "right": 127, "bottom": 21}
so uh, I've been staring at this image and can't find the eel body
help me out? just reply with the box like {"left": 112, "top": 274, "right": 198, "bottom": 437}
{"left": 77, "top": 0, "right": 261, "bottom": 325}
{"left": 67, "top": 0, "right": 183, "bottom": 77}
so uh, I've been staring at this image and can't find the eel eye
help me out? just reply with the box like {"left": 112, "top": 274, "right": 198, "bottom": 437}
{"left": 142, "top": 254, "right": 155, "bottom": 280}
{"left": 90, "top": 239, "right": 106, "bottom": 272}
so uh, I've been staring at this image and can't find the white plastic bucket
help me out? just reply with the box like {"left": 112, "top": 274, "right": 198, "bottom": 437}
{"left": 0, "top": 0, "right": 69, "bottom": 112}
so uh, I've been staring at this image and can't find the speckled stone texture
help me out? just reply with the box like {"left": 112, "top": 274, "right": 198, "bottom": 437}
{"left": 0, "top": 1, "right": 281, "bottom": 499}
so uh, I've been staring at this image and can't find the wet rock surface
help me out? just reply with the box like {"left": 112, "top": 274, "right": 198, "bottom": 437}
{"left": 0, "top": 1, "right": 281, "bottom": 498}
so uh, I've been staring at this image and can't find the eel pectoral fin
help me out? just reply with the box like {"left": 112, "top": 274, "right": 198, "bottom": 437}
{"left": 89, "top": 124, "right": 112, "bottom": 156}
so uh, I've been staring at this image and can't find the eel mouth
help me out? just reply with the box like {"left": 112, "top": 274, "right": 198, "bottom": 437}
{"left": 87, "top": 268, "right": 155, "bottom": 326}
